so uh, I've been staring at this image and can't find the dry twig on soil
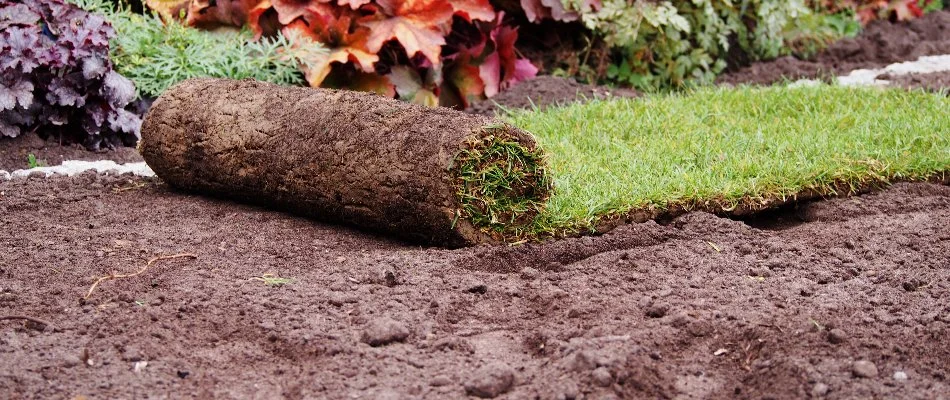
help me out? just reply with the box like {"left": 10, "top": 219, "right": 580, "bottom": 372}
{"left": 84, "top": 253, "right": 198, "bottom": 299}
{"left": 0, "top": 315, "right": 53, "bottom": 328}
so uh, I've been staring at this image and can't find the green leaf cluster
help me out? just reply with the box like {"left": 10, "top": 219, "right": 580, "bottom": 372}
{"left": 571, "top": 0, "right": 861, "bottom": 91}
{"left": 69, "top": 0, "right": 326, "bottom": 98}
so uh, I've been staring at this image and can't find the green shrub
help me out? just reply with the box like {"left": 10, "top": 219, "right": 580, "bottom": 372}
{"left": 69, "top": 0, "right": 325, "bottom": 98}
{"left": 566, "top": 0, "right": 861, "bottom": 91}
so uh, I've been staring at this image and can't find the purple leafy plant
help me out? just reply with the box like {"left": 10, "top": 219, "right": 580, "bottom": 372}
{"left": 1, "top": 0, "right": 140, "bottom": 149}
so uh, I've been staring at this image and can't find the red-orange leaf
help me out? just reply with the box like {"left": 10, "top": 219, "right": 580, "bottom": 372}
{"left": 337, "top": 0, "right": 372, "bottom": 9}
{"left": 388, "top": 65, "right": 439, "bottom": 106}
{"left": 284, "top": 17, "right": 379, "bottom": 86}
{"left": 144, "top": 0, "right": 190, "bottom": 22}
{"left": 361, "top": 0, "right": 454, "bottom": 66}
{"left": 186, "top": 0, "right": 264, "bottom": 28}
{"left": 444, "top": 57, "right": 485, "bottom": 108}
{"left": 451, "top": 0, "right": 494, "bottom": 22}
{"left": 271, "top": 0, "right": 335, "bottom": 25}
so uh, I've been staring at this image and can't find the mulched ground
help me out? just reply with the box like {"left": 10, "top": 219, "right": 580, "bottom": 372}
{"left": 1, "top": 175, "right": 948, "bottom": 399}
{"left": 466, "top": 76, "right": 638, "bottom": 116}
{"left": 0, "top": 134, "right": 143, "bottom": 172}
{"left": 881, "top": 71, "right": 950, "bottom": 92}
{"left": 718, "top": 10, "right": 950, "bottom": 86}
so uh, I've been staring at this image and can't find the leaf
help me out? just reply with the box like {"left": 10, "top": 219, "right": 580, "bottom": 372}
{"left": 520, "top": 0, "right": 578, "bottom": 22}
{"left": 337, "top": 0, "right": 372, "bottom": 9}
{"left": 46, "top": 76, "right": 86, "bottom": 107}
{"left": 0, "top": 79, "right": 33, "bottom": 111}
{"left": 107, "top": 108, "right": 142, "bottom": 136}
{"left": 892, "top": 0, "right": 924, "bottom": 21}
{"left": 361, "top": 0, "right": 453, "bottom": 67}
{"left": 0, "top": 3, "right": 41, "bottom": 29}
{"left": 388, "top": 65, "right": 438, "bottom": 106}
{"left": 283, "top": 15, "right": 378, "bottom": 86}
{"left": 451, "top": 0, "right": 495, "bottom": 22}
{"left": 347, "top": 71, "right": 396, "bottom": 97}
{"left": 101, "top": 70, "right": 137, "bottom": 107}
{"left": 444, "top": 58, "right": 484, "bottom": 108}
{"left": 1, "top": 26, "right": 45, "bottom": 73}
{"left": 144, "top": 0, "right": 190, "bottom": 22}
{"left": 479, "top": 19, "right": 537, "bottom": 97}
{"left": 271, "top": 0, "right": 335, "bottom": 25}
{"left": 186, "top": 0, "right": 265, "bottom": 28}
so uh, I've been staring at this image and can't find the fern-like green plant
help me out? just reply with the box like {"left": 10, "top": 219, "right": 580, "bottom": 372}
{"left": 69, "top": 0, "right": 326, "bottom": 97}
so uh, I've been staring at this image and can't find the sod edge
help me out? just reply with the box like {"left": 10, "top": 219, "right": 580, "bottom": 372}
{"left": 498, "top": 85, "right": 950, "bottom": 241}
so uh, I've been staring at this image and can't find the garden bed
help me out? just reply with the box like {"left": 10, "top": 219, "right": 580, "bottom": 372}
{"left": 2, "top": 7, "right": 950, "bottom": 400}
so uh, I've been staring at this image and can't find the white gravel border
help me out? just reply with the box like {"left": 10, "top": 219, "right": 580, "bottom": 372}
{"left": 0, "top": 160, "right": 154, "bottom": 181}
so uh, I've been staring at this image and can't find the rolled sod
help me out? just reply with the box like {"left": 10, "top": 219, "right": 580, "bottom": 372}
{"left": 139, "top": 78, "right": 550, "bottom": 247}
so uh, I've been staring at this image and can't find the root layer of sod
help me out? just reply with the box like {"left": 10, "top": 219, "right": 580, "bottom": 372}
{"left": 507, "top": 85, "right": 950, "bottom": 237}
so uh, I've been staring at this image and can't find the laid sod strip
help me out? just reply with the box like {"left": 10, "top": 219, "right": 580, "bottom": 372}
{"left": 139, "top": 78, "right": 549, "bottom": 247}
{"left": 507, "top": 85, "right": 950, "bottom": 236}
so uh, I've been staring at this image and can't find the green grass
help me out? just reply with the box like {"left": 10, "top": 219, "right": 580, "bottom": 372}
{"left": 452, "top": 126, "right": 551, "bottom": 237}
{"left": 505, "top": 85, "right": 950, "bottom": 237}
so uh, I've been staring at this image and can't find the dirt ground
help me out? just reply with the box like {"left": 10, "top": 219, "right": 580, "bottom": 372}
{"left": 1, "top": 175, "right": 949, "bottom": 399}
{"left": 2, "top": 10, "right": 950, "bottom": 400}
{"left": 717, "top": 10, "right": 950, "bottom": 86}
{"left": 0, "top": 133, "right": 143, "bottom": 172}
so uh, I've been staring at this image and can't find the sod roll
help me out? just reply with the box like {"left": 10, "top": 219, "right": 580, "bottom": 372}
{"left": 139, "top": 78, "right": 550, "bottom": 247}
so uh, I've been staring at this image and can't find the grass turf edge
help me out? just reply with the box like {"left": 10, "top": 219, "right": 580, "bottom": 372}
{"left": 450, "top": 124, "right": 553, "bottom": 240}
{"left": 506, "top": 85, "right": 950, "bottom": 240}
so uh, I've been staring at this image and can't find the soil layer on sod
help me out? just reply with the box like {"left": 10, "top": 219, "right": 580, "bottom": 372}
{"left": 1, "top": 175, "right": 948, "bottom": 398}
{"left": 718, "top": 10, "right": 950, "bottom": 86}
{"left": 140, "top": 78, "right": 550, "bottom": 247}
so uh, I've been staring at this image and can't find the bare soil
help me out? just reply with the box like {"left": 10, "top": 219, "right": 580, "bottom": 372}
{"left": 0, "top": 134, "right": 143, "bottom": 171}
{"left": 1, "top": 175, "right": 948, "bottom": 399}
{"left": 718, "top": 10, "right": 950, "bottom": 86}
{"left": 467, "top": 76, "right": 638, "bottom": 116}
{"left": 881, "top": 71, "right": 950, "bottom": 93}
{"left": 3, "top": 10, "right": 950, "bottom": 399}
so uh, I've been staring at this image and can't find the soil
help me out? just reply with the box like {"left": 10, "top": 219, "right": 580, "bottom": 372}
{"left": 882, "top": 71, "right": 950, "bottom": 92}
{"left": 467, "top": 76, "right": 639, "bottom": 116}
{"left": 3, "top": 10, "right": 950, "bottom": 399}
{"left": 0, "top": 134, "right": 143, "bottom": 172}
{"left": 718, "top": 10, "right": 950, "bottom": 86}
{"left": 1, "top": 175, "right": 948, "bottom": 399}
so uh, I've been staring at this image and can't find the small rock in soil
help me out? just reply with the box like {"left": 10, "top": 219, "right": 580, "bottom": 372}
{"left": 61, "top": 355, "right": 81, "bottom": 368}
{"left": 853, "top": 360, "right": 879, "bottom": 378}
{"left": 894, "top": 371, "right": 908, "bottom": 381}
{"left": 557, "top": 381, "right": 580, "bottom": 400}
{"left": 591, "top": 367, "right": 613, "bottom": 387}
{"left": 429, "top": 375, "right": 452, "bottom": 387}
{"left": 360, "top": 317, "right": 410, "bottom": 347}
{"left": 645, "top": 303, "right": 669, "bottom": 318}
{"left": 467, "top": 284, "right": 488, "bottom": 294}
{"left": 812, "top": 382, "right": 830, "bottom": 396}
{"left": 520, "top": 267, "right": 540, "bottom": 280}
{"left": 464, "top": 363, "right": 515, "bottom": 398}
{"left": 569, "top": 350, "right": 597, "bottom": 372}
{"left": 827, "top": 328, "right": 848, "bottom": 344}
